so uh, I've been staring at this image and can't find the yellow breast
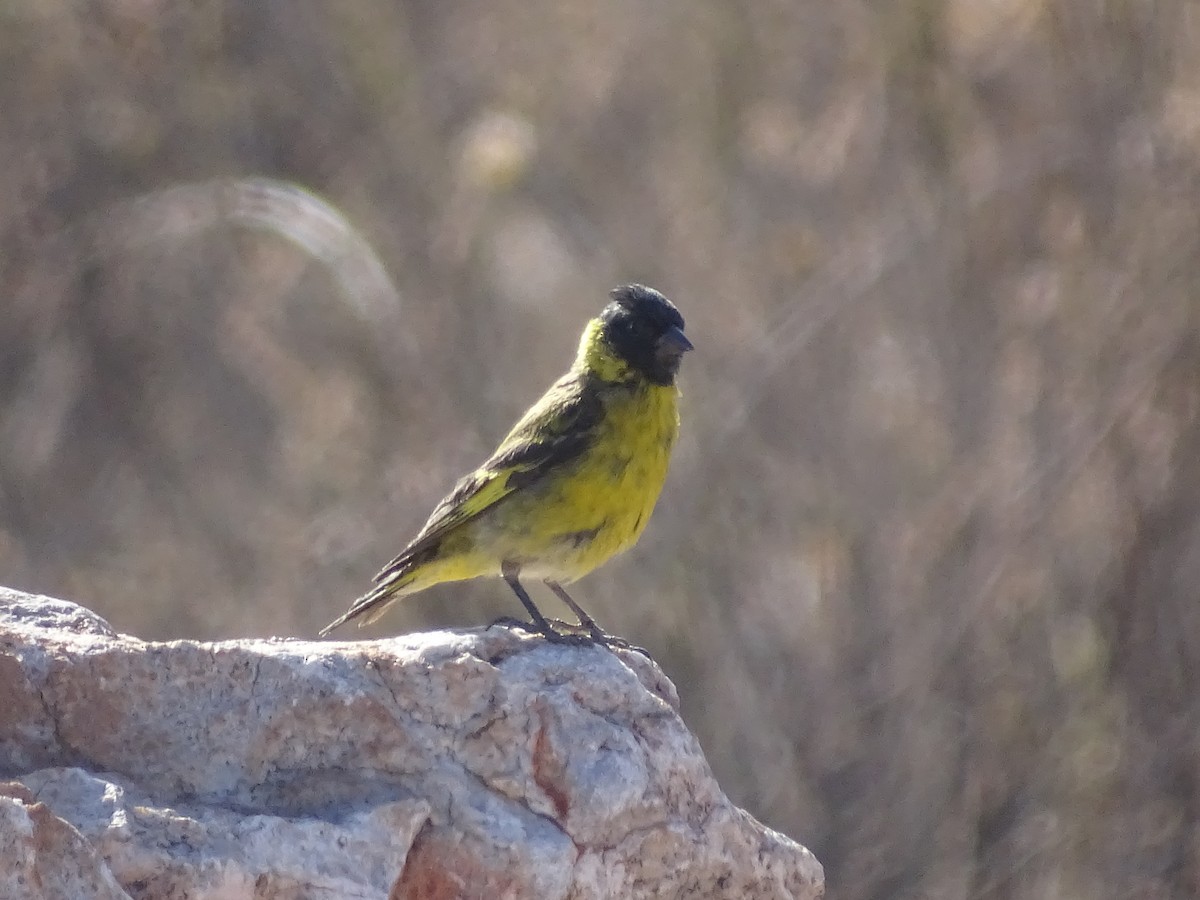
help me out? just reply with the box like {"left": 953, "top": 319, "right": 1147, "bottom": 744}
{"left": 506, "top": 379, "right": 680, "bottom": 581}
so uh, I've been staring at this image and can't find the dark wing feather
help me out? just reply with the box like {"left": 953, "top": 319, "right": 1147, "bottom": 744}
{"left": 372, "top": 373, "right": 602, "bottom": 581}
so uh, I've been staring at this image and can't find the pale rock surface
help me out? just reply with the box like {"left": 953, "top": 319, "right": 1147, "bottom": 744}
{"left": 0, "top": 587, "right": 823, "bottom": 899}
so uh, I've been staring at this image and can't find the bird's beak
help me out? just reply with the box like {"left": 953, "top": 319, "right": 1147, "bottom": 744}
{"left": 657, "top": 325, "right": 694, "bottom": 356}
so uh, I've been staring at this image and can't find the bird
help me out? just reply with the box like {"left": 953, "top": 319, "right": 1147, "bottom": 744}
{"left": 319, "top": 284, "right": 692, "bottom": 645}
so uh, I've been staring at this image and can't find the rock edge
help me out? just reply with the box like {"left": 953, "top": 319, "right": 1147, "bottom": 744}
{"left": 0, "top": 587, "right": 823, "bottom": 899}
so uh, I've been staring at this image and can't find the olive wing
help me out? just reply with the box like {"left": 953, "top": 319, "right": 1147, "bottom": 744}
{"left": 372, "top": 374, "right": 602, "bottom": 582}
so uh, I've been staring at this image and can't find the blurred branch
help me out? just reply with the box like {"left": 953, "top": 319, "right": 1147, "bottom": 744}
{"left": 82, "top": 178, "right": 405, "bottom": 336}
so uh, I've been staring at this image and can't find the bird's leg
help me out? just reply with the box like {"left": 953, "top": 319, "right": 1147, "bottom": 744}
{"left": 501, "top": 563, "right": 591, "bottom": 645}
{"left": 543, "top": 580, "right": 605, "bottom": 640}
{"left": 544, "top": 580, "right": 650, "bottom": 657}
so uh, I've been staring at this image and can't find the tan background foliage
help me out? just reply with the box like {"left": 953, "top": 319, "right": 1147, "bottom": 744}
{"left": 3, "top": 1, "right": 1200, "bottom": 897}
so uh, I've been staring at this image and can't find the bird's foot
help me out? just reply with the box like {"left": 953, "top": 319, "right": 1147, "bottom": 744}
{"left": 488, "top": 615, "right": 587, "bottom": 634}
{"left": 487, "top": 616, "right": 592, "bottom": 644}
{"left": 541, "top": 628, "right": 600, "bottom": 647}
{"left": 556, "top": 616, "right": 653, "bottom": 658}
{"left": 559, "top": 612, "right": 652, "bottom": 658}
{"left": 487, "top": 616, "right": 648, "bottom": 655}
{"left": 586, "top": 630, "right": 652, "bottom": 658}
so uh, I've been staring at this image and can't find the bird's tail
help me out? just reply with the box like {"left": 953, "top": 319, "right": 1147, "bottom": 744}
{"left": 318, "top": 567, "right": 416, "bottom": 637}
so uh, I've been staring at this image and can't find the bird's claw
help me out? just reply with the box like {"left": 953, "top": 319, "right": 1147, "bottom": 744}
{"left": 565, "top": 615, "right": 653, "bottom": 658}
{"left": 589, "top": 632, "right": 652, "bottom": 658}
{"left": 488, "top": 615, "right": 588, "bottom": 635}
{"left": 542, "top": 629, "right": 598, "bottom": 646}
{"left": 487, "top": 615, "right": 650, "bottom": 657}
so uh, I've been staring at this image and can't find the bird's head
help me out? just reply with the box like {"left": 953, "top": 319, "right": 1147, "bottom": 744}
{"left": 580, "top": 284, "right": 693, "bottom": 386}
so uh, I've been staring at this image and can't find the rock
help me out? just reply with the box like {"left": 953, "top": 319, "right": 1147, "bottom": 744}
{"left": 0, "top": 782, "right": 131, "bottom": 900}
{"left": 0, "top": 587, "right": 823, "bottom": 899}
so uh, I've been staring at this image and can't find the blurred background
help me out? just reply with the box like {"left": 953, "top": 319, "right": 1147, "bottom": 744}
{"left": 3, "top": 1, "right": 1200, "bottom": 897}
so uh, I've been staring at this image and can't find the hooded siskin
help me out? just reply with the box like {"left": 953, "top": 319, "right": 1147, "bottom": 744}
{"left": 320, "top": 284, "right": 692, "bottom": 642}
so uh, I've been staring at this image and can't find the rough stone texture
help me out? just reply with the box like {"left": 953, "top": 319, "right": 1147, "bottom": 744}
{"left": 0, "top": 782, "right": 131, "bottom": 900}
{"left": 0, "top": 588, "right": 823, "bottom": 899}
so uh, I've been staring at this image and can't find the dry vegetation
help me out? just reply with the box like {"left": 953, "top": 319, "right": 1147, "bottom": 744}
{"left": 3, "top": 1, "right": 1200, "bottom": 897}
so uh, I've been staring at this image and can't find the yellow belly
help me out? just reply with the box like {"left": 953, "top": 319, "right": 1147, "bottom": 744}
{"left": 516, "top": 381, "right": 679, "bottom": 579}
{"left": 409, "top": 381, "right": 680, "bottom": 587}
